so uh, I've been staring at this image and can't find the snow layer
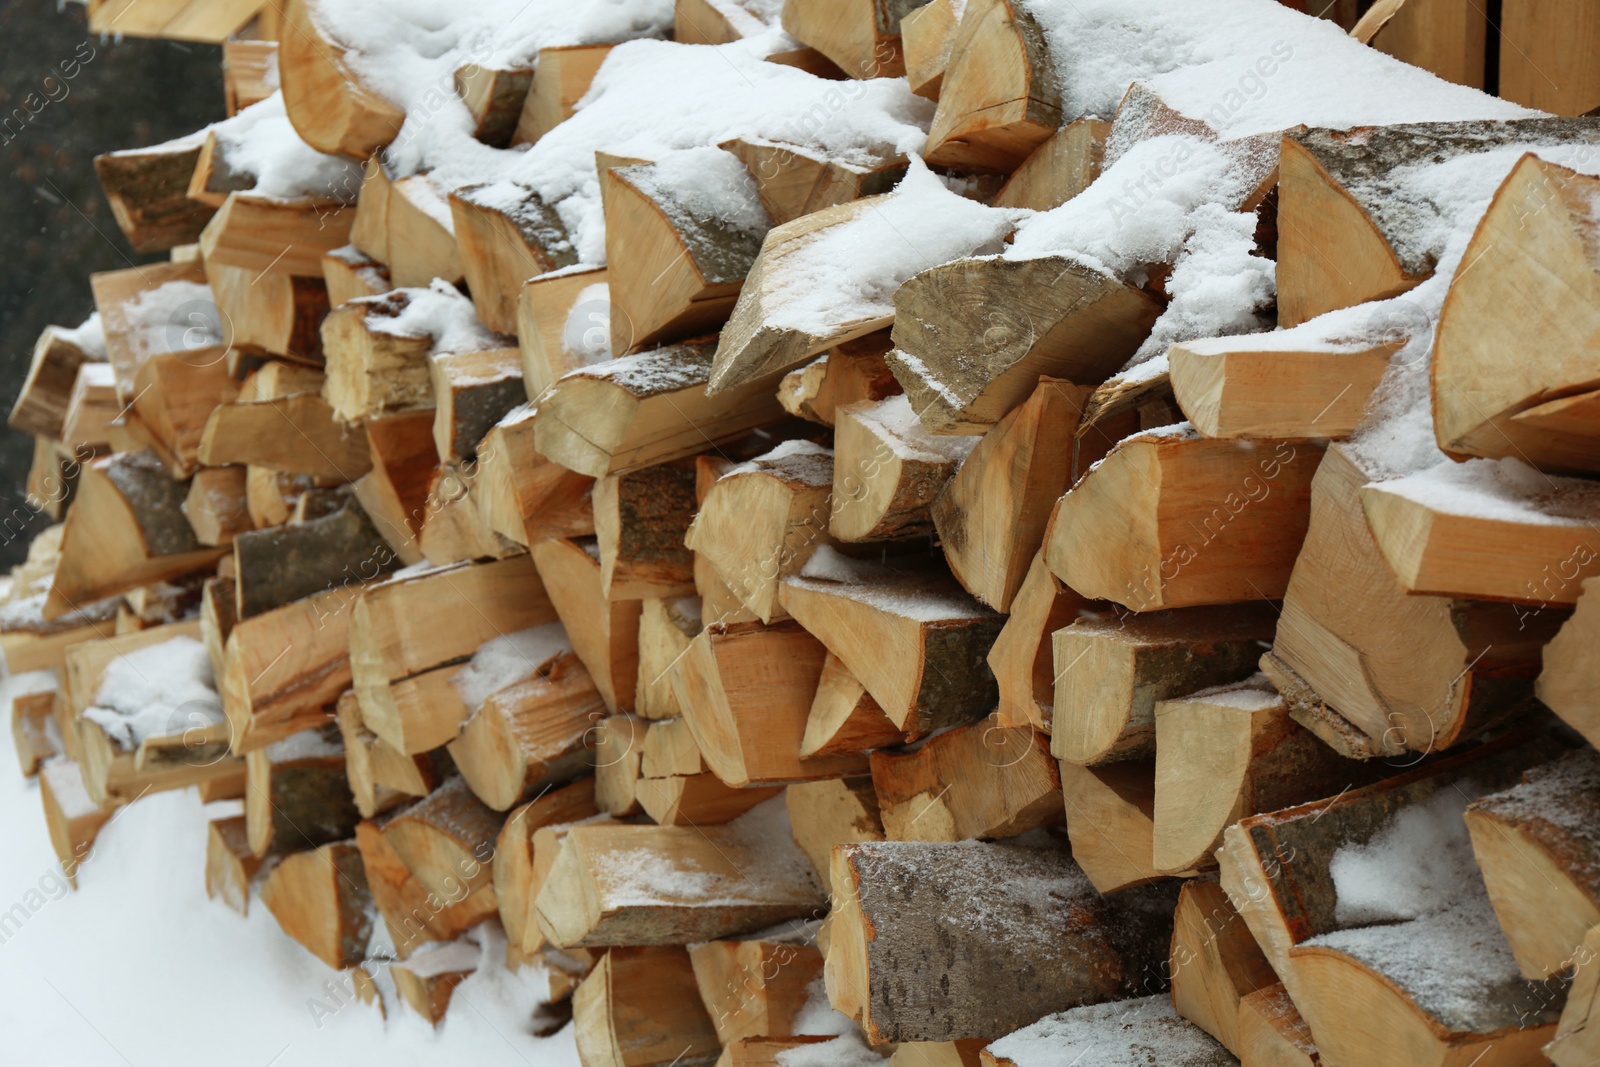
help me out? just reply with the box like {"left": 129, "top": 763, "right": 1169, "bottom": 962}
{"left": 83, "top": 637, "right": 223, "bottom": 750}
{"left": 366, "top": 282, "right": 504, "bottom": 355}
{"left": 121, "top": 281, "right": 223, "bottom": 360}
{"left": 984, "top": 995, "right": 1234, "bottom": 1066}
{"left": 1374, "top": 457, "right": 1600, "bottom": 527}
{"left": 57, "top": 313, "right": 107, "bottom": 358}
{"left": 450, "top": 622, "right": 572, "bottom": 714}
{"left": 210, "top": 92, "right": 365, "bottom": 202}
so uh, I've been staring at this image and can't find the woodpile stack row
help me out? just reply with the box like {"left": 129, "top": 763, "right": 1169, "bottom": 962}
{"left": 8, "top": 0, "right": 1600, "bottom": 1065}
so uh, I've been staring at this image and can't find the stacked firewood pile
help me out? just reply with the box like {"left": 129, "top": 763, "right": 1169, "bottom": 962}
{"left": 9, "top": 0, "right": 1600, "bottom": 1064}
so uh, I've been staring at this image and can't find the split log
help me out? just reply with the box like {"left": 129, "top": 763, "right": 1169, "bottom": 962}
{"left": 991, "top": 118, "right": 1110, "bottom": 211}
{"left": 222, "top": 39, "right": 278, "bottom": 115}
{"left": 785, "top": 776, "right": 884, "bottom": 895}
{"left": 988, "top": 553, "right": 1088, "bottom": 733}
{"left": 594, "top": 462, "right": 698, "bottom": 601}
{"left": 601, "top": 160, "right": 769, "bottom": 353}
{"left": 1044, "top": 430, "right": 1322, "bottom": 611}
{"left": 1060, "top": 760, "right": 1189, "bottom": 893}
{"left": 233, "top": 495, "right": 395, "bottom": 618}
{"left": 1236, "top": 985, "right": 1319, "bottom": 1067}
{"left": 391, "top": 940, "right": 477, "bottom": 1026}
{"left": 887, "top": 1042, "right": 985, "bottom": 1067}
{"left": 1351, "top": 0, "right": 1487, "bottom": 89}
{"left": 245, "top": 725, "right": 361, "bottom": 856}
{"left": 335, "top": 690, "right": 416, "bottom": 819}
{"left": 1170, "top": 877, "right": 1278, "bottom": 1055}
{"left": 319, "top": 290, "right": 443, "bottom": 422}
{"left": 351, "top": 408, "right": 437, "bottom": 564}
{"left": 674, "top": 620, "right": 866, "bottom": 787}
{"left": 277, "top": 0, "right": 405, "bottom": 159}
{"left": 382, "top": 775, "right": 504, "bottom": 917}
{"left": 535, "top": 342, "right": 787, "bottom": 477}
{"left": 719, "top": 138, "right": 905, "bottom": 227}
{"left": 870, "top": 712, "right": 1059, "bottom": 841}
{"left": 889, "top": 256, "right": 1161, "bottom": 434}
{"left": 1433, "top": 155, "right": 1600, "bottom": 471}
{"left": 39, "top": 758, "right": 115, "bottom": 886}
{"left": 1153, "top": 677, "right": 1367, "bottom": 874}
{"left": 781, "top": 551, "right": 1002, "bottom": 737}
{"left": 321, "top": 244, "right": 391, "bottom": 306}
{"left": 1168, "top": 333, "right": 1399, "bottom": 440}
{"left": 1270, "top": 443, "right": 1558, "bottom": 757}
{"left": 532, "top": 539, "right": 643, "bottom": 713}
{"left": 777, "top": 336, "right": 901, "bottom": 427}
{"left": 1547, "top": 924, "right": 1600, "bottom": 1067}
{"left": 900, "top": 0, "right": 959, "bottom": 99}
{"left": 429, "top": 347, "right": 524, "bottom": 464}
{"left": 183, "top": 467, "right": 253, "bottom": 546}
{"left": 12, "top": 690, "right": 59, "bottom": 777}
{"left": 474, "top": 408, "right": 596, "bottom": 546}
{"left": 199, "top": 394, "right": 372, "bottom": 481}
{"left": 690, "top": 936, "right": 824, "bottom": 1044}
{"left": 61, "top": 364, "right": 118, "bottom": 450}
{"left": 1465, "top": 748, "right": 1600, "bottom": 979}
{"left": 1499, "top": 0, "right": 1600, "bottom": 115}
{"left": 982, "top": 996, "right": 1236, "bottom": 1067}
{"left": 831, "top": 395, "right": 975, "bottom": 542}
{"left": 83, "top": 0, "right": 264, "bottom": 41}
{"left": 245, "top": 467, "right": 315, "bottom": 529}
{"left": 572, "top": 947, "right": 722, "bottom": 1067}
{"left": 594, "top": 714, "right": 645, "bottom": 816}
{"left": 534, "top": 806, "right": 826, "bottom": 947}
{"left": 453, "top": 62, "right": 533, "bottom": 147}
{"left": 205, "top": 814, "right": 263, "bottom": 916}
{"left": 932, "top": 378, "right": 1085, "bottom": 610}
{"left": 827, "top": 840, "right": 1179, "bottom": 1042}
{"left": 635, "top": 596, "right": 703, "bottom": 720}
{"left": 356, "top": 812, "right": 495, "bottom": 959}
{"left": 516, "top": 266, "right": 610, "bottom": 396}
{"left": 259, "top": 841, "right": 374, "bottom": 970}
{"left": 448, "top": 650, "right": 606, "bottom": 811}
{"left": 799, "top": 652, "right": 903, "bottom": 759}
{"left": 685, "top": 441, "right": 834, "bottom": 622}
{"left": 779, "top": 0, "right": 920, "bottom": 77}
{"left": 698, "top": 554, "right": 760, "bottom": 629}
{"left": 199, "top": 575, "right": 236, "bottom": 678}
{"left": 514, "top": 45, "right": 617, "bottom": 145}
{"left": 1538, "top": 576, "right": 1600, "bottom": 749}
{"left": 641, "top": 716, "right": 706, "bottom": 779}
{"left": 130, "top": 352, "right": 241, "bottom": 477}
{"left": 1050, "top": 603, "right": 1276, "bottom": 766}
{"left": 198, "top": 192, "right": 353, "bottom": 277}
{"left": 93, "top": 137, "right": 214, "bottom": 253}
{"left": 636, "top": 775, "right": 783, "bottom": 827}
{"left": 89, "top": 259, "right": 210, "bottom": 400}
{"left": 493, "top": 778, "right": 599, "bottom": 963}
{"left": 11, "top": 326, "right": 105, "bottom": 439}
{"left": 46, "top": 451, "right": 226, "bottom": 618}
{"left": 675, "top": 0, "right": 774, "bottom": 44}
{"left": 449, "top": 183, "right": 577, "bottom": 335}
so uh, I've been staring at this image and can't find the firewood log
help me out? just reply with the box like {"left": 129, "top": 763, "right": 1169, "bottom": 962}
{"left": 690, "top": 936, "right": 824, "bottom": 1044}
{"left": 320, "top": 288, "right": 477, "bottom": 422}
{"left": 675, "top": 0, "right": 774, "bottom": 44}
{"left": 277, "top": 0, "right": 405, "bottom": 159}
{"left": 991, "top": 117, "right": 1110, "bottom": 211}
{"left": 719, "top": 138, "right": 905, "bottom": 227}
{"left": 198, "top": 394, "right": 371, "bottom": 481}
{"left": 593, "top": 461, "right": 698, "bottom": 601}
{"left": 448, "top": 651, "right": 606, "bottom": 811}
{"left": 831, "top": 395, "right": 974, "bottom": 542}
{"left": 785, "top": 776, "right": 885, "bottom": 895}
{"left": 517, "top": 266, "right": 610, "bottom": 395}
{"left": 351, "top": 408, "right": 436, "bottom": 564}
{"left": 418, "top": 460, "right": 519, "bottom": 564}
{"left": 334, "top": 690, "right": 415, "bottom": 819}
{"left": 322, "top": 244, "right": 391, "bottom": 306}
{"left": 698, "top": 553, "right": 760, "bottom": 629}
{"left": 83, "top": 0, "right": 264, "bottom": 41}
{"left": 199, "top": 574, "right": 236, "bottom": 677}
{"left": 534, "top": 806, "right": 826, "bottom": 947}
{"left": 198, "top": 191, "right": 354, "bottom": 277}
{"left": 988, "top": 554, "right": 1089, "bottom": 733}
{"left": 93, "top": 137, "right": 214, "bottom": 253}
{"left": 1547, "top": 924, "right": 1600, "bottom": 1067}
{"left": 1153, "top": 677, "right": 1369, "bottom": 874}
{"left": 183, "top": 468, "right": 252, "bottom": 547}
{"left": 637, "top": 775, "right": 784, "bottom": 827}
{"left": 781, "top": 552, "right": 1002, "bottom": 738}
{"left": 601, "top": 160, "right": 769, "bottom": 354}
{"left": 533, "top": 538, "right": 643, "bottom": 713}
{"left": 514, "top": 44, "right": 617, "bottom": 145}
{"left": 594, "top": 714, "right": 644, "bottom": 816}
{"left": 130, "top": 353, "right": 240, "bottom": 478}
{"left": 1499, "top": 0, "right": 1600, "bottom": 115}
{"left": 205, "top": 814, "right": 262, "bottom": 915}
{"left": 222, "top": 39, "right": 278, "bottom": 115}
{"left": 636, "top": 596, "right": 702, "bottom": 720}
{"left": 1170, "top": 877, "right": 1278, "bottom": 1055}
{"left": 1351, "top": 0, "right": 1486, "bottom": 88}
{"left": 887, "top": 1042, "right": 984, "bottom": 1067}
{"left": 493, "top": 778, "right": 597, "bottom": 962}
{"left": 1236, "top": 984, "right": 1319, "bottom": 1067}
{"left": 871, "top": 712, "right": 1059, "bottom": 841}
{"left": 777, "top": 336, "right": 901, "bottom": 427}
{"left": 827, "top": 840, "right": 1179, "bottom": 1042}
{"left": 674, "top": 619, "right": 866, "bottom": 787}
{"left": 11, "top": 690, "right": 58, "bottom": 777}
{"left": 245, "top": 724, "right": 361, "bottom": 855}
{"left": 221, "top": 582, "right": 366, "bottom": 752}
{"left": 900, "top": 0, "right": 959, "bottom": 99}
{"left": 572, "top": 947, "right": 722, "bottom": 1067}
{"left": 260, "top": 841, "right": 374, "bottom": 970}
{"left": 474, "top": 409, "right": 596, "bottom": 546}
{"left": 449, "top": 184, "right": 577, "bottom": 335}
{"left": 60, "top": 364, "right": 117, "bottom": 451}
{"left": 46, "top": 451, "right": 226, "bottom": 618}
{"left": 1464, "top": 748, "right": 1600, "bottom": 979}
{"left": 800, "top": 652, "right": 903, "bottom": 759}
{"left": 641, "top": 716, "right": 706, "bottom": 779}
{"left": 685, "top": 441, "right": 833, "bottom": 622}
{"left": 10, "top": 326, "right": 105, "bottom": 439}
{"left": 932, "top": 378, "right": 1085, "bottom": 610}
{"left": 889, "top": 256, "right": 1161, "bottom": 434}
{"left": 778, "top": 0, "right": 917, "bottom": 79}
{"left": 1537, "top": 576, "right": 1600, "bottom": 749}
{"left": 1269, "top": 444, "right": 1557, "bottom": 758}
{"left": 39, "top": 758, "right": 116, "bottom": 886}
{"left": 245, "top": 467, "right": 314, "bottom": 529}
{"left": 453, "top": 61, "right": 533, "bottom": 147}
{"left": 1433, "top": 155, "right": 1600, "bottom": 471}
{"left": 535, "top": 342, "right": 788, "bottom": 477}
{"left": 355, "top": 811, "right": 495, "bottom": 960}
{"left": 981, "top": 996, "right": 1236, "bottom": 1067}
{"left": 383, "top": 775, "right": 503, "bottom": 915}
{"left": 427, "top": 347, "right": 524, "bottom": 464}
{"left": 206, "top": 262, "right": 329, "bottom": 364}
{"left": 89, "top": 259, "right": 210, "bottom": 399}
{"left": 391, "top": 940, "right": 477, "bottom": 1026}
{"left": 1045, "top": 429, "right": 1321, "bottom": 611}
{"left": 232, "top": 495, "right": 395, "bottom": 618}
{"left": 1060, "top": 760, "right": 1191, "bottom": 893}
{"left": 1050, "top": 603, "right": 1275, "bottom": 766}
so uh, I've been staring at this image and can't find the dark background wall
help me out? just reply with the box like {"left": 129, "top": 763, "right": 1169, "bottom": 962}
{"left": 0, "top": 1, "right": 224, "bottom": 565}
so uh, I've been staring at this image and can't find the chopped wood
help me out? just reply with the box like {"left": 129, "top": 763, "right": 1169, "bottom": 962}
{"left": 12, "top": 690, "right": 59, "bottom": 777}
{"left": 1170, "top": 876, "right": 1278, "bottom": 1055}
{"left": 449, "top": 184, "right": 577, "bottom": 335}
{"left": 594, "top": 714, "right": 645, "bottom": 817}
{"left": 205, "top": 814, "right": 263, "bottom": 916}
{"left": 277, "top": 0, "right": 405, "bottom": 159}
{"left": 319, "top": 291, "right": 442, "bottom": 422}
{"left": 777, "top": 336, "right": 902, "bottom": 427}
{"left": 594, "top": 462, "right": 698, "bottom": 601}
{"left": 515, "top": 44, "right": 617, "bottom": 146}
{"left": 382, "top": 775, "right": 503, "bottom": 916}
{"left": 720, "top": 138, "right": 905, "bottom": 227}
{"left": 1060, "top": 760, "right": 1191, "bottom": 894}
{"left": 233, "top": 495, "right": 395, "bottom": 618}
{"left": 981, "top": 996, "right": 1236, "bottom": 1067}
{"left": 260, "top": 841, "right": 374, "bottom": 970}
{"left": 183, "top": 467, "right": 253, "bottom": 546}
{"left": 901, "top": 0, "right": 959, "bottom": 99}
{"left": 1548, "top": 923, "right": 1600, "bottom": 1067}
{"left": 690, "top": 936, "right": 824, "bottom": 1044}
{"left": 392, "top": 941, "right": 477, "bottom": 1026}
{"left": 39, "top": 758, "right": 116, "bottom": 886}
{"left": 89, "top": 259, "right": 210, "bottom": 401}
{"left": 245, "top": 725, "right": 360, "bottom": 855}
{"left": 785, "top": 776, "right": 884, "bottom": 895}
{"left": 493, "top": 778, "right": 598, "bottom": 962}
{"left": 350, "top": 408, "right": 436, "bottom": 564}
{"left": 474, "top": 409, "right": 596, "bottom": 546}
{"left": 428, "top": 347, "right": 525, "bottom": 464}
{"left": 831, "top": 395, "right": 974, "bottom": 542}
{"left": 61, "top": 364, "right": 118, "bottom": 451}
{"left": 800, "top": 651, "right": 904, "bottom": 759}
{"left": 635, "top": 596, "right": 703, "bottom": 720}
{"left": 516, "top": 265, "right": 610, "bottom": 396}
{"left": 334, "top": 690, "right": 417, "bottom": 819}
{"left": 10, "top": 326, "right": 105, "bottom": 440}
{"left": 778, "top": 0, "right": 916, "bottom": 79}
{"left": 322, "top": 244, "right": 392, "bottom": 306}
{"left": 572, "top": 946, "right": 722, "bottom": 1067}
{"left": 1499, "top": 0, "right": 1600, "bottom": 115}
{"left": 827, "top": 840, "right": 1179, "bottom": 1042}
{"left": 988, "top": 553, "right": 1089, "bottom": 733}
{"left": 199, "top": 394, "right": 371, "bottom": 481}
{"left": 355, "top": 813, "right": 495, "bottom": 959}
{"left": 93, "top": 138, "right": 214, "bottom": 253}
{"left": 991, "top": 118, "right": 1110, "bottom": 211}
{"left": 453, "top": 62, "right": 533, "bottom": 147}
{"left": 131, "top": 352, "right": 242, "bottom": 478}
{"left": 641, "top": 716, "right": 706, "bottom": 779}
{"left": 1236, "top": 984, "right": 1319, "bottom": 1067}
{"left": 222, "top": 39, "right": 278, "bottom": 115}
{"left": 533, "top": 539, "right": 643, "bottom": 713}
{"left": 636, "top": 774, "right": 784, "bottom": 826}
{"left": 198, "top": 191, "right": 354, "bottom": 277}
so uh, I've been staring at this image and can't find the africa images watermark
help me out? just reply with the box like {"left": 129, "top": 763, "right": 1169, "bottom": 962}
{"left": 2, "top": 40, "right": 98, "bottom": 145}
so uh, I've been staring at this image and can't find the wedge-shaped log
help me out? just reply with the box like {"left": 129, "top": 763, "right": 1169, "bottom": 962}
{"left": 573, "top": 947, "right": 722, "bottom": 1067}
{"left": 534, "top": 805, "right": 826, "bottom": 947}
{"left": 205, "top": 814, "right": 262, "bottom": 915}
{"left": 595, "top": 461, "right": 698, "bottom": 601}
{"left": 533, "top": 539, "right": 643, "bottom": 714}
{"left": 278, "top": 0, "right": 405, "bottom": 159}
{"left": 475, "top": 408, "right": 596, "bottom": 546}
{"left": 535, "top": 342, "right": 787, "bottom": 477}
{"left": 785, "top": 776, "right": 884, "bottom": 895}
{"left": 12, "top": 690, "right": 59, "bottom": 777}
{"left": 800, "top": 652, "right": 903, "bottom": 759}
{"left": 335, "top": 690, "right": 418, "bottom": 819}
{"left": 1352, "top": 0, "right": 1488, "bottom": 88}
{"left": 517, "top": 266, "right": 610, "bottom": 396}
{"left": 1237, "top": 985, "right": 1318, "bottom": 1067}
{"left": 1548, "top": 924, "right": 1600, "bottom": 1067}
{"left": 779, "top": 0, "right": 917, "bottom": 78}
{"left": 357, "top": 806, "right": 496, "bottom": 960}
{"left": 1060, "top": 760, "right": 1187, "bottom": 894}
{"left": 776, "top": 335, "right": 901, "bottom": 427}
{"left": 430, "top": 347, "right": 524, "bottom": 464}
{"left": 1500, "top": 0, "right": 1600, "bottom": 115}
{"left": 1169, "top": 877, "right": 1277, "bottom": 1056}
{"left": 46, "top": 451, "right": 226, "bottom": 619}
{"left": 449, "top": 651, "right": 606, "bottom": 811}
{"left": 322, "top": 244, "right": 390, "bottom": 305}
{"left": 691, "top": 936, "right": 824, "bottom": 1045}
{"left": 1045, "top": 430, "right": 1321, "bottom": 611}
{"left": 90, "top": 260, "right": 210, "bottom": 400}
{"left": 391, "top": 940, "right": 477, "bottom": 1026}
{"left": 233, "top": 496, "right": 395, "bottom": 618}
{"left": 453, "top": 60, "right": 531, "bottom": 147}
{"left": 384, "top": 775, "right": 504, "bottom": 916}
{"left": 781, "top": 552, "right": 1002, "bottom": 737}
{"left": 450, "top": 183, "right": 577, "bottom": 335}
{"left": 514, "top": 44, "right": 617, "bottom": 145}
{"left": 720, "top": 138, "right": 904, "bottom": 227}
{"left": 685, "top": 440, "right": 834, "bottom": 622}
{"left": 260, "top": 841, "right": 374, "bottom": 970}
{"left": 933, "top": 378, "right": 1085, "bottom": 610}
{"left": 39, "top": 758, "right": 116, "bottom": 887}
{"left": 11, "top": 325, "right": 105, "bottom": 439}
{"left": 890, "top": 256, "right": 1160, "bottom": 434}
{"left": 199, "top": 393, "right": 371, "bottom": 481}
{"left": 988, "top": 554, "right": 1088, "bottom": 733}
{"left": 493, "top": 778, "right": 598, "bottom": 962}
{"left": 634, "top": 596, "right": 701, "bottom": 720}
{"left": 594, "top": 714, "right": 645, "bottom": 817}
{"left": 828, "top": 840, "right": 1179, "bottom": 1042}
{"left": 674, "top": 620, "right": 866, "bottom": 787}
{"left": 901, "top": 0, "right": 960, "bottom": 99}
{"left": 982, "top": 996, "right": 1235, "bottom": 1067}
{"left": 871, "top": 712, "right": 1059, "bottom": 841}
{"left": 1538, "top": 576, "right": 1600, "bottom": 749}
{"left": 245, "top": 725, "right": 360, "bottom": 856}
{"left": 831, "top": 395, "right": 975, "bottom": 542}
{"left": 992, "top": 117, "right": 1109, "bottom": 211}
{"left": 198, "top": 191, "right": 353, "bottom": 276}
{"left": 93, "top": 136, "right": 214, "bottom": 253}
{"left": 1051, "top": 603, "right": 1276, "bottom": 766}
{"left": 636, "top": 774, "right": 781, "bottom": 827}
{"left": 130, "top": 352, "right": 241, "bottom": 478}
